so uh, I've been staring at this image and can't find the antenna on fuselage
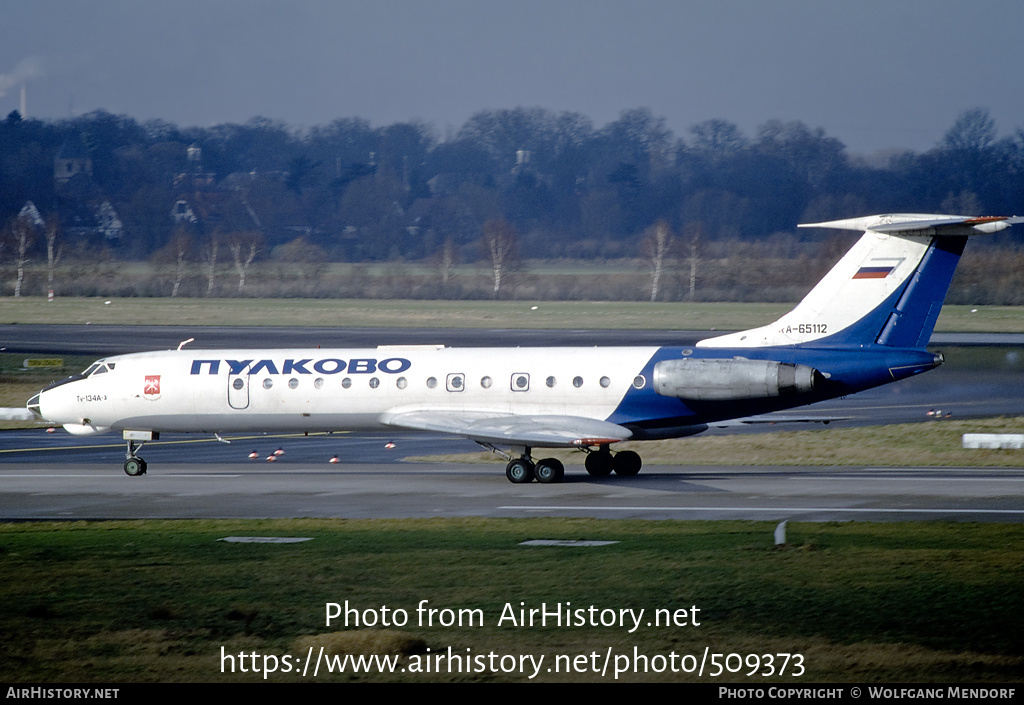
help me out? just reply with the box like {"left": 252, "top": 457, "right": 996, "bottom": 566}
{"left": 177, "top": 338, "right": 195, "bottom": 350}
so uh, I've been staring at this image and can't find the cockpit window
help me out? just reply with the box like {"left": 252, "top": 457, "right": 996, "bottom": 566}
{"left": 82, "top": 361, "right": 111, "bottom": 377}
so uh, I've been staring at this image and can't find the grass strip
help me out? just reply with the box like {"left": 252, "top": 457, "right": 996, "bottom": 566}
{"left": 1, "top": 518, "right": 1021, "bottom": 682}
{"left": 412, "top": 416, "right": 1024, "bottom": 467}
{"left": 2, "top": 298, "right": 1023, "bottom": 332}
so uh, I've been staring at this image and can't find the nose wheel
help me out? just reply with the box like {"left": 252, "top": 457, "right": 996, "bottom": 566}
{"left": 124, "top": 456, "right": 147, "bottom": 476}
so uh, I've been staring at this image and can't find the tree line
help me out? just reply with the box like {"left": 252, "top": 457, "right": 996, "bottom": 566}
{"left": 2, "top": 105, "right": 1023, "bottom": 301}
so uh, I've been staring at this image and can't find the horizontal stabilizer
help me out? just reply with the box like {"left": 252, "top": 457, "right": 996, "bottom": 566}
{"left": 799, "top": 213, "right": 1023, "bottom": 236}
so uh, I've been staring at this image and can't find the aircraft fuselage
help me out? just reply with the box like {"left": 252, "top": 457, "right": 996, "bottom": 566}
{"left": 34, "top": 343, "right": 939, "bottom": 438}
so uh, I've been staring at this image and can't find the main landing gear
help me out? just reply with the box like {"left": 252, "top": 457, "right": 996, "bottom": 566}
{"left": 584, "top": 445, "right": 641, "bottom": 477}
{"left": 494, "top": 444, "right": 642, "bottom": 484}
{"left": 505, "top": 455, "right": 565, "bottom": 484}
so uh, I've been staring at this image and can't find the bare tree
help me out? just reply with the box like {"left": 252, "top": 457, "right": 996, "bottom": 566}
{"left": 44, "top": 215, "right": 62, "bottom": 296}
{"left": 170, "top": 228, "right": 192, "bottom": 297}
{"left": 150, "top": 227, "right": 195, "bottom": 297}
{"left": 201, "top": 234, "right": 220, "bottom": 297}
{"left": 228, "top": 231, "right": 261, "bottom": 294}
{"left": 683, "top": 221, "right": 702, "bottom": 300}
{"left": 480, "top": 219, "right": 518, "bottom": 299}
{"left": 270, "top": 236, "right": 328, "bottom": 288}
{"left": 642, "top": 220, "right": 673, "bottom": 302}
{"left": 689, "top": 119, "right": 747, "bottom": 155}
{"left": 434, "top": 237, "right": 458, "bottom": 292}
{"left": 941, "top": 107, "right": 997, "bottom": 153}
{"left": 9, "top": 217, "right": 35, "bottom": 297}
{"left": 941, "top": 190, "right": 982, "bottom": 216}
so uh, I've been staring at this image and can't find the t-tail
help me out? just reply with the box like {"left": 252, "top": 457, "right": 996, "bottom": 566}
{"left": 698, "top": 213, "right": 1022, "bottom": 350}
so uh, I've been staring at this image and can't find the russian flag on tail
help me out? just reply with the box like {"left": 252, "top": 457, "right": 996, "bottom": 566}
{"left": 853, "top": 265, "right": 895, "bottom": 279}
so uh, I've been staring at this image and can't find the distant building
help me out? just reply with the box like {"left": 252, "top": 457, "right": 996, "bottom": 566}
{"left": 54, "top": 134, "right": 93, "bottom": 185}
{"left": 173, "top": 143, "right": 216, "bottom": 188}
{"left": 94, "top": 200, "right": 123, "bottom": 240}
{"left": 171, "top": 199, "right": 198, "bottom": 225}
{"left": 61, "top": 199, "right": 123, "bottom": 242}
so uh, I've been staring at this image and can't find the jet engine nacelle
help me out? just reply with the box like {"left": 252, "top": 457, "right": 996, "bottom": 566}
{"left": 653, "top": 358, "right": 821, "bottom": 401}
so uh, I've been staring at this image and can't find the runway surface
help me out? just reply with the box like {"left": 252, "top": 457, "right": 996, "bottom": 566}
{"left": 3, "top": 325, "right": 1023, "bottom": 522}
{"left": 2, "top": 453, "right": 1022, "bottom": 522}
{"left": 2, "top": 427, "right": 1023, "bottom": 522}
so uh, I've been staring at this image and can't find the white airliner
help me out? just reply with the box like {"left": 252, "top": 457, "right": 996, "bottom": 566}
{"left": 27, "top": 213, "right": 1021, "bottom": 483}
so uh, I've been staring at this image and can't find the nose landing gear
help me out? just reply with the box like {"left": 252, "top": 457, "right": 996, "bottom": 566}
{"left": 122, "top": 432, "right": 157, "bottom": 476}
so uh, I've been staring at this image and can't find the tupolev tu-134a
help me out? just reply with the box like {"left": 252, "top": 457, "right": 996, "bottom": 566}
{"left": 28, "top": 213, "right": 1022, "bottom": 483}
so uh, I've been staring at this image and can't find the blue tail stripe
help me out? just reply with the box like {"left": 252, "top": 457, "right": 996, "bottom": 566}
{"left": 875, "top": 236, "right": 966, "bottom": 348}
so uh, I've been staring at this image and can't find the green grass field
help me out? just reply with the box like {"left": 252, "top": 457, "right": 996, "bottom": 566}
{"left": 2, "top": 297, "right": 1023, "bottom": 332}
{"left": 2, "top": 518, "right": 1021, "bottom": 683}
{"left": 412, "top": 416, "right": 1024, "bottom": 468}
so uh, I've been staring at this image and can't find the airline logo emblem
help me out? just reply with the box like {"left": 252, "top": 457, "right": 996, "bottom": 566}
{"left": 144, "top": 375, "right": 161, "bottom": 395}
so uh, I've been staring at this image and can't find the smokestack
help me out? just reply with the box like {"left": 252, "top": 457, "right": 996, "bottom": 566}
{"left": 20, "top": 85, "right": 26, "bottom": 118}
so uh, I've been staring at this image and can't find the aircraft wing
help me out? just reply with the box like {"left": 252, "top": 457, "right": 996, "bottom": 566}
{"left": 382, "top": 410, "right": 633, "bottom": 447}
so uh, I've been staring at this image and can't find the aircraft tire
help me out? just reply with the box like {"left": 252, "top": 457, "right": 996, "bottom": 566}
{"left": 613, "top": 450, "right": 642, "bottom": 476}
{"left": 124, "top": 457, "right": 147, "bottom": 477}
{"left": 506, "top": 459, "right": 535, "bottom": 483}
{"left": 534, "top": 458, "right": 564, "bottom": 484}
{"left": 584, "top": 451, "right": 613, "bottom": 477}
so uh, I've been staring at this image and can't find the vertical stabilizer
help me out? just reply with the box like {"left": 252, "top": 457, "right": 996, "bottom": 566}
{"left": 697, "top": 214, "right": 1019, "bottom": 349}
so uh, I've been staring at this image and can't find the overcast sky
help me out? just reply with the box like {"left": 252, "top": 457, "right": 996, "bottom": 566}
{"left": 2, "top": 0, "right": 1021, "bottom": 155}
